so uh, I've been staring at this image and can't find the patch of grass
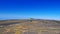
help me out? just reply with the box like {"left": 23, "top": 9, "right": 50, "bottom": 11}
{"left": 0, "top": 26, "right": 4, "bottom": 28}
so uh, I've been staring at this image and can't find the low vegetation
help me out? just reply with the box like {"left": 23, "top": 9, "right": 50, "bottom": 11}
{"left": 0, "top": 19, "right": 60, "bottom": 34}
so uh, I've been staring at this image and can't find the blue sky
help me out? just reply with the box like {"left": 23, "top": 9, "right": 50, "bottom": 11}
{"left": 0, "top": 0, "right": 60, "bottom": 20}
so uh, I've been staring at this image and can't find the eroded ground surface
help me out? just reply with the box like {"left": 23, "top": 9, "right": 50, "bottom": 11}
{"left": 0, "top": 20, "right": 60, "bottom": 34}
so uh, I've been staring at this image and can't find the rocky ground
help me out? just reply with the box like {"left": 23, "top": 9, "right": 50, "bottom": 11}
{"left": 0, "top": 20, "right": 60, "bottom": 34}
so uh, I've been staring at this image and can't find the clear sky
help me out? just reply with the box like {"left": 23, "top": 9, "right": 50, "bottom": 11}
{"left": 0, "top": 0, "right": 60, "bottom": 20}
